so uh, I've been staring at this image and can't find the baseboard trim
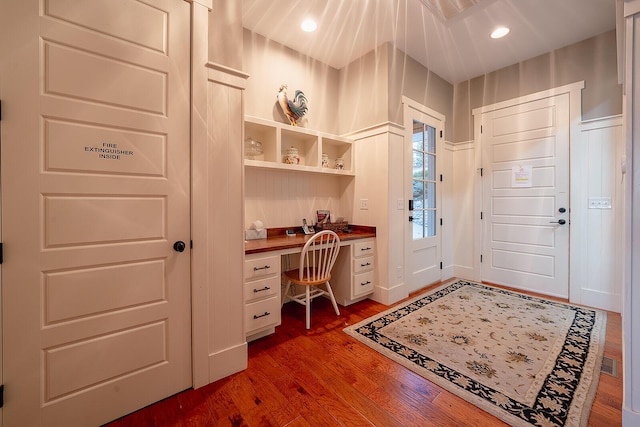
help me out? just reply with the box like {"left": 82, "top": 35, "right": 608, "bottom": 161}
{"left": 442, "top": 266, "right": 455, "bottom": 282}
{"left": 623, "top": 408, "right": 640, "bottom": 426}
{"left": 206, "top": 342, "right": 248, "bottom": 384}
{"left": 372, "top": 282, "right": 408, "bottom": 305}
{"left": 577, "top": 289, "right": 622, "bottom": 313}
{"left": 453, "top": 265, "right": 478, "bottom": 281}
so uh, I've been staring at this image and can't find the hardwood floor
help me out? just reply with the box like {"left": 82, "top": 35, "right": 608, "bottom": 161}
{"left": 105, "top": 282, "right": 622, "bottom": 427}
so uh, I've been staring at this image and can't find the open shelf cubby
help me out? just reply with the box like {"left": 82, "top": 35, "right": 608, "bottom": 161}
{"left": 244, "top": 116, "right": 354, "bottom": 176}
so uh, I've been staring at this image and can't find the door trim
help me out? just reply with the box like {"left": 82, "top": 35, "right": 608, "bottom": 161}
{"left": 472, "top": 81, "right": 584, "bottom": 302}
{"left": 402, "top": 96, "right": 445, "bottom": 293}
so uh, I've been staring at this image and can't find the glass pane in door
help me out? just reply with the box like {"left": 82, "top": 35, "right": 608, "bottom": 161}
{"left": 411, "top": 120, "right": 436, "bottom": 239}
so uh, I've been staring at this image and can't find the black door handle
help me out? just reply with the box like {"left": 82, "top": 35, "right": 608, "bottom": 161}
{"left": 173, "top": 241, "right": 186, "bottom": 252}
{"left": 549, "top": 219, "right": 566, "bottom": 225}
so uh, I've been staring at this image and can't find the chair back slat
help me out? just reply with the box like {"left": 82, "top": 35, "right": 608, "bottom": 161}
{"left": 299, "top": 230, "right": 340, "bottom": 282}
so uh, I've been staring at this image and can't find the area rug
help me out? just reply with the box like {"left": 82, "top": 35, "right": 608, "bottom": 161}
{"left": 343, "top": 279, "right": 607, "bottom": 427}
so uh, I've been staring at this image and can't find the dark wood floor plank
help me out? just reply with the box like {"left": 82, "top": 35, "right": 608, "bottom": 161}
{"left": 431, "top": 389, "right": 509, "bottom": 427}
{"left": 255, "top": 348, "right": 374, "bottom": 426}
{"left": 264, "top": 338, "right": 383, "bottom": 426}
{"left": 321, "top": 329, "right": 446, "bottom": 403}
{"left": 202, "top": 382, "right": 249, "bottom": 426}
{"left": 317, "top": 370, "right": 407, "bottom": 427}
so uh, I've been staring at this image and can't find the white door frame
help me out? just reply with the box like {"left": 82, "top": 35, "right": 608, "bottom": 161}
{"left": 472, "top": 81, "right": 584, "bottom": 301}
{"left": 402, "top": 96, "right": 445, "bottom": 292}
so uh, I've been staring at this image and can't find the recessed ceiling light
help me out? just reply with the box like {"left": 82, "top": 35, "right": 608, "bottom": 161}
{"left": 491, "top": 26, "right": 510, "bottom": 39}
{"left": 301, "top": 19, "right": 317, "bottom": 32}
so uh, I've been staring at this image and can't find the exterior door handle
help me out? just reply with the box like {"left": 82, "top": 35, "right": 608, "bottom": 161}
{"left": 549, "top": 219, "right": 567, "bottom": 225}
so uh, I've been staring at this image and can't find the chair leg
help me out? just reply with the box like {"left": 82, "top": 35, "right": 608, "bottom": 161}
{"left": 325, "top": 281, "right": 340, "bottom": 316}
{"left": 305, "top": 286, "right": 311, "bottom": 329}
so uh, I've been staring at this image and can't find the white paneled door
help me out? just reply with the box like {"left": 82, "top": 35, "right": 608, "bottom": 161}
{"left": 480, "top": 94, "right": 570, "bottom": 298}
{"left": 0, "top": 1, "right": 192, "bottom": 425}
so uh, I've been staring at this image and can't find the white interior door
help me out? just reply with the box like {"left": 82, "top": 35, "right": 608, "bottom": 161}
{"left": 0, "top": 1, "right": 192, "bottom": 425}
{"left": 404, "top": 102, "right": 444, "bottom": 293}
{"left": 480, "top": 93, "right": 570, "bottom": 298}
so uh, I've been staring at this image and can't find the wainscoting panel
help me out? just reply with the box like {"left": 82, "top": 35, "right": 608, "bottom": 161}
{"left": 452, "top": 142, "right": 479, "bottom": 280}
{"left": 571, "top": 116, "right": 623, "bottom": 312}
{"left": 244, "top": 168, "right": 352, "bottom": 229}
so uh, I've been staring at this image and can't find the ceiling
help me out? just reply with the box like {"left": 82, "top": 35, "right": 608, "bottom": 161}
{"left": 242, "top": 0, "right": 617, "bottom": 84}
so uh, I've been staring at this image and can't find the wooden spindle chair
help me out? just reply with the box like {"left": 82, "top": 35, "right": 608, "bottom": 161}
{"left": 282, "top": 230, "right": 341, "bottom": 329}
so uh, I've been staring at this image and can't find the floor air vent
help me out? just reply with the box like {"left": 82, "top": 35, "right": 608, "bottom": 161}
{"left": 601, "top": 356, "right": 619, "bottom": 377}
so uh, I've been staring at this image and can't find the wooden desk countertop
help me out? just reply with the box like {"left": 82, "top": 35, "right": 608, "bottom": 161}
{"left": 245, "top": 225, "right": 376, "bottom": 255}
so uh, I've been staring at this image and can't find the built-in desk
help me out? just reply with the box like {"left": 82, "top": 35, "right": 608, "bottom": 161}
{"left": 244, "top": 226, "right": 376, "bottom": 341}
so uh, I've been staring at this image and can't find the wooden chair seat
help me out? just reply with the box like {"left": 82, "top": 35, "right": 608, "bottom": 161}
{"left": 284, "top": 269, "right": 332, "bottom": 286}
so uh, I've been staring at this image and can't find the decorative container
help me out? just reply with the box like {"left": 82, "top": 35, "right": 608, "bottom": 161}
{"left": 322, "top": 153, "right": 329, "bottom": 168}
{"left": 315, "top": 221, "right": 349, "bottom": 232}
{"left": 244, "top": 137, "right": 263, "bottom": 160}
{"left": 284, "top": 146, "right": 300, "bottom": 164}
{"left": 335, "top": 157, "right": 344, "bottom": 170}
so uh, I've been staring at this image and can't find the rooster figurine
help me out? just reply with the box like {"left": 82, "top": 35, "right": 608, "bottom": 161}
{"left": 277, "top": 84, "right": 308, "bottom": 126}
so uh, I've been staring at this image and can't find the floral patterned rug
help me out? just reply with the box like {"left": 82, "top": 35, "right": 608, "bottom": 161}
{"left": 343, "top": 279, "right": 607, "bottom": 427}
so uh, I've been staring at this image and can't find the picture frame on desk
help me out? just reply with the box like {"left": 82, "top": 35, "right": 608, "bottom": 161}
{"left": 317, "top": 210, "right": 330, "bottom": 225}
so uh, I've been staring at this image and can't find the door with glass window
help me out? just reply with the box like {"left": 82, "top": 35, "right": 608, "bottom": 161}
{"left": 404, "top": 103, "right": 444, "bottom": 293}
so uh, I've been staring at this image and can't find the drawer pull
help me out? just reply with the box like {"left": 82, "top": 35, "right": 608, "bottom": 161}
{"left": 253, "top": 265, "right": 271, "bottom": 271}
{"left": 360, "top": 281, "right": 371, "bottom": 286}
{"left": 253, "top": 311, "right": 271, "bottom": 319}
{"left": 360, "top": 247, "right": 371, "bottom": 251}
{"left": 253, "top": 286, "right": 271, "bottom": 293}
{"left": 360, "top": 262, "right": 371, "bottom": 267}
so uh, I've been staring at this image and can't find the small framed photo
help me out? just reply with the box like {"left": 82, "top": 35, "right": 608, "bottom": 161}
{"left": 316, "top": 210, "right": 330, "bottom": 224}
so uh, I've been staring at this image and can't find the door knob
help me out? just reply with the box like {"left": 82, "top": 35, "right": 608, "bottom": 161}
{"left": 173, "top": 241, "right": 186, "bottom": 252}
{"left": 558, "top": 207, "right": 566, "bottom": 213}
{"left": 549, "top": 219, "right": 566, "bottom": 225}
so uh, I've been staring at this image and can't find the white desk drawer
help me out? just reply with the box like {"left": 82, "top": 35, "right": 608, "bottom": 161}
{"left": 244, "top": 255, "right": 279, "bottom": 280}
{"left": 245, "top": 296, "right": 281, "bottom": 334}
{"left": 353, "top": 270, "right": 374, "bottom": 297}
{"left": 354, "top": 240, "right": 374, "bottom": 258}
{"left": 353, "top": 256, "right": 374, "bottom": 274}
{"left": 244, "top": 275, "right": 279, "bottom": 303}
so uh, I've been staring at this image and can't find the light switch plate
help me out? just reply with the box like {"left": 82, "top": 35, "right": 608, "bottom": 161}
{"left": 588, "top": 197, "right": 612, "bottom": 209}
{"left": 359, "top": 199, "right": 369, "bottom": 210}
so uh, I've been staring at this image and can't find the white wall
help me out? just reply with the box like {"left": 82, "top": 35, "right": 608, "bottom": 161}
{"left": 571, "top": 116, "right": 624, "bottom": 312}
{"left": 243, "top": 30, "right": 340, "bottom": 134}
{"left": 347, "top": 124, "right": 402, "bottom": 304}
{"left": 244, "top": 168, "right": 353, "bottom": 229}
{"left": 192, "top": 0, "right": 248, "bottom": 388}
{"left": 452, "top": 141, "right": 479, "bottom": 281}
{"left": 441, "top": 142, "right": 455, "bottom": 280}
{"left": 623, "top": 1, "right": 640, "bottom": 423}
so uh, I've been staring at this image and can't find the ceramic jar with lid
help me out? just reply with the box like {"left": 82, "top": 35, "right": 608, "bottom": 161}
{"left": 284, "top": 146, "right": 300, "bottom": 164}
{"left": 335, "top": 157, "right": 344, "bottom": 170}
{"left": 322, "top": 153, "right": 329, "bottom": 168}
